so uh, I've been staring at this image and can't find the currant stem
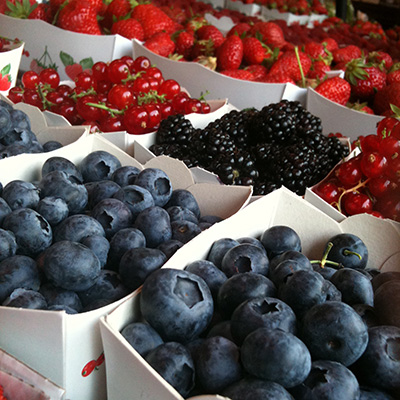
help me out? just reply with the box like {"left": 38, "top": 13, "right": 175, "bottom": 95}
{"left": 86, "top": 102, "right": 124, "bottom": 117}
{"left": 336, "top": 178, "right": 371, "bottom": 213}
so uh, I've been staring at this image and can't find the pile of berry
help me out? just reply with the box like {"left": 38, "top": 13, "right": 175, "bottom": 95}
{"left": 313, "top": 115, "right": 400, "bottom": 221}
{"left": 150, "top": 99, "right": 350, "bottom": 196}
{"left": 8, "top": 55, "right": 211, "bottom": 134}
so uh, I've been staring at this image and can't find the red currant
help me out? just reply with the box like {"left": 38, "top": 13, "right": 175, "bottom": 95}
{"left": 171, "top": 92, "right": 189, "bottom": 114}
{"left": 184, "top": 98, "right": 203, "bottom": 114}
{"left": 375, "top": 193, "right": 400, "bottom": 221}
{"left": 158, "top": 102, "right": 175, "bottom": 119}
{"left": 56, "top": 84, "right": 73, "bottom": 97}
{"left": 360, "top": 151, "right": 388, "bottom": 178}
{"left": 123, "top": 105, "right": 149, "bottom": 134}
{"left": 107, "top": 84, "right": 136, "bottom": 110}
{"left": 343, "top": 192, "right": 373, "bottom": 215}
{"left": 144, "top": 103, "right": 161, "bottom": 131}
{"left": 7, "top": 87, "right": 24, "bottom": 103}
{"left": 379, "top": 136, "right": 400, "bottom": 160}
{"left": 39, "top": 68, "right": 60, "bottom": 89}
{"left": 75, "top": 71, "right": 95, "bottom": 90}
{"left": 201, "top": 102, "right": 211, "bottom": 114}
{"left": 100, "top": 115, "right": 125, "bottom": 133}
{"left": 385, "top": 157, "right": 400, "bottom": 181}
{"left": 335, "top": 158, "right": 363, "bottom": 187}
{"left": 159, "top": 79, "right": 181, "bottom": 100}
{"left": 144, "top": 66, "right": 164, "bottom": 83}
{"left": 21, "top": 70, "right": 40, "bottom": 89}
{"left": 367, "top": 176, "right": 393, "bottom": 197}
{"left": 107, "top": 59, "right": 130, "bottom": 84}
{"left": 132, "top": 77, "right": 150, "bottom": 94}
{"left": 133, "top": 56, "right": 151, "bottom": 72}
{"left": 359, "top": 134, "right": 380, "bottom": 152}
{"left": 313, "top": 180, "right": 341, "bottom": 204}
{"left": 92, "top": 61, "right": 108, "bottom": 82}
{"left": 75, "top": 95, "right": 105, "bottom": 121}
{"left": 120, "top": 56, "right": 135, "bottom": 73}
{"left": 377, "top": 117, "right": 398, "bottom": 139}
{"left": 23, "top": 88, "right": 43, "bottom": 109}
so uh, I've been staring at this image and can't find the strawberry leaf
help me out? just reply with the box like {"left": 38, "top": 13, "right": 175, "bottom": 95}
{"left": 60, "top": 51, "right": 75, "bottom": 67}
{"left": 0, "top": 64, "right": 11, "bottom": 76}
{"left": 79, "top": 58, "right": 94, "bottom": 70}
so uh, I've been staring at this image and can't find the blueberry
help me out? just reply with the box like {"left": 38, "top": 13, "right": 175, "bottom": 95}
{"left": 199, "top": 215, "right": 223, "bottom": 225}
{"left": 42, "top": 141, "right": 63, "bottom": 152}
{"left": 0, "top": 197, "right": 12, "bottom": 226}
{"left": 359, "top": 386, "right": 395, "bottom": 399}
{"left": 48, "top": 305, "right": 78, "bottom": 314}
{"left": 134, "top": 168, "right": 172, "bottom": 207}
{"left": 2, "top": 127, "right": 36, "bottom": 147}
{"left": 312, "top": 263, "right": 338, "bottom": 279}
{"left": 167, "top": 206, "right": 199, "bottom": 224}
{"left": 165, "top": 189, "right": 201, "bottom": 219}
{"left": 269, "top": 257, "right": 313, "bottom": 288}
{"left": 29, "top": 140, "right": 44, "bottom": 153}
{"left": 279, "top": 269, "right": 341, "bottom": 318}
{"left": 80, "top": 235, "right": 110, "bottom": 268}
{"left": 184, "top": 259, "right": 227, "bottom": 301}
{"left": 36, "top": 196, "right": 69, "bottom": 226}
{"left": 39, "top": 282, "right": 83, "bottom": 312}
{"left": 120, "top": 322, "right": 164, "bottom": 357}
{"left": 353, "top": 325, "right": 400, "bottom": 391}
{"left": 2, "top": 180, "right": 40, "bottom": 210}
{"left": 241, "top": 327, "right": 311, "bottom": 388}
{"left": 230, "top": 296, "right": 297, "bottom": 344}
{"left": 88, "top": 180, "right": 121, "bottom": 208}
{"left": 222, "top": 377, "right": 294, "bottom": 400}
{"left": 79, "top": 150, "right": 122, "bottom": 182}
{"left": 144, "top": 342, "right": 195, "bottom": 397}
{"left": 237, "top": 236, "right": 267, "bottom": 255}
{"left": 90, "top": 198, "right": 133, "bottom": 238}
{"left": 0, "top": 143, "right": 29, "bottom": 158}
{"left": 0, "top": 255, "right": 41, "bottom": 303}
{"left": 171, "top": 220, "right": 202, "bottom": 244}
{"left": 112, "top": 184, "right": 155, "bottom": 219}
{"left": 2, "top": 288, "right": 47, "bottom": 310}
{"left": 206, "top": 320, "right": 234, "bottom": 342}
{"left": 9, "top": 109, "right": 31, "bottom": 131}
{"left": 157, "top": 239, "right": 183, "bottom": 260}
{"left": 330, "top": 268, "right": 374, "bottom": 306}
{"left": 194, "top": 336, "right": 243, "bottom": 393}
{"left": 119, "top": 247, "right": 167, "bottom": 291}
{"left": 260, "top": 225, "right": 302, "bottom": 259}
{"left": 77, "top": 269, "right": 130, "bottom": 307}
{"left": 54, "top": 214, "right": 105, "bottom": 242}
{"left": 41, "top": 240, "right": 101, "bottom": 291}
{"left": 269, "top": 250, "right": 313, "bottom": 272}
{"left": 0, "top": 106, "right": 12, "bottom": 140}
{"left": 207, "top": 238, "right": 240, "bottom": 269}
{"left": 325, "top": 233, "right": 368, "bottom": 269}
{"left": 3, "top": 208, "right": 52, "bottom": 257}
{"left": 0, "top": 228, "right": 17, "bottom": 262}
{"left": 301, "top": 301, "right": 369, "bottom": 366}
{"left": 290, "top": 360, "right": 360, "bottom": 400}
{"left": 108, "top": 227, "right": 146, "bottom": 268}
{"left": 140, "top": 268, "right": 214, "bottom": 343}
{"left": 111, "top": 165, "right": 141, "bottom": 187}
{"left": 134, "top": 206, "right": 172, "bottom": 248}
{"left": 351, "top": 304, "right": 379, "bottom": 328}
{"left": 38, "top": 170, "right": 88, "bottom": 214}
{"left": 221, "top": 243, "right": 269, "bottom": 277}
{"left": 217, "top": 272, "right": 277, "bottom": 318}
{"left": 374, "top": 280, "right": 400, "bottom": 327}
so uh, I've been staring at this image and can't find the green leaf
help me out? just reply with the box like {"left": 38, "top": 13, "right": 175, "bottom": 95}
{"left": 0, "top": 64, "right": 11, "bottom": 76}
{"left": 59, "top": 51, "right": 75, "bottom": 66}
{"left": 79, "top": 57, "right": 94, "bottom": 70}
{"left": 390, "top": 104, "right": 400, "bottom": 117}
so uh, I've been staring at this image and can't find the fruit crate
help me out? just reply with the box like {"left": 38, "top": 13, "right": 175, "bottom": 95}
{"left": 224, "top": 0, "right": 262, "bottom": 15}
{"left": 260, "top": 6, "right": 327, "bottom": 26}
{"left": 131, "top": 40, "right": 307, "bottom": 111}
{"left": 99, "top": 187, "right": 400, "bottom": 400}
{"left": 0, "top": 134, "right": 252, "bottom": 400}
{"left": 0, "top": 37, "right": 24, "bottom": 96}
{"left": 0, "top": 14, "right": 133, "bottom": 81}
{"left": 306, "top": 87, "right": 384, "bottom": 140}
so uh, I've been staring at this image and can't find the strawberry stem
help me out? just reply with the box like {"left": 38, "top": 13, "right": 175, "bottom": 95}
{"left": 294, "top": 46, "right": 306, "bottom": 88}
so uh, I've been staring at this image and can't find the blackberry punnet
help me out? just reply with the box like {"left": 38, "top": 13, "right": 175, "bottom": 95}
{"left": 151, "top": 100, "right": 349, "bottom": 196}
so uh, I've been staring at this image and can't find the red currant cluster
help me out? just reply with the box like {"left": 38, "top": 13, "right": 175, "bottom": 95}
{"left": 314, "top": 116, "right": 400, "bottom": 221}
{"left": 8, "top": 56, "right": 211, "bottom": 135}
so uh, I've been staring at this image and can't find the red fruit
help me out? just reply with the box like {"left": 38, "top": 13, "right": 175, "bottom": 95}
{"left": 21, "top": 70, "right": 40, "bottom": 89}
{"left": 320, "top": 38, "right": 338, "bottom": 52}
{"left": 335, "top": 158, "right": 363, "bottom": 187}
{"left": 360, "top": 151, "right": 388, "bottom": 178}
{"left": 107, "top": 84, "right": 136, "bottom": 110}
{"left": 387, "top": 68, "right": 400, "bottom": 85}
{"left": 107, "top": 59, "right": 130, "bottom": 84}
{"left": 377, "top": 117, "right": 400, "bottom": 140}
{"left": 100, "top": 115, "right": 125, "bottom": 132}
{"left": 359, "top": 134, "right": 380, "bottom": 152}
{"left": 111, "top": 18, "right": 144, "bottom": 41}
{"left": 249, "top": 21, "right": 286, "bottom": 49}
{"left": 65, "top": 63, "right": 83, "bottom": 81}
{"left": 144, "top": 32, "right": 175, "bottom": 58}
{"left": 242, "top": 37, "right": 268, "bottom": 65}
{"left": 307, "top": 60, "right": 331, "bottom": 80}
{"left": 159, "top": 79, "right": 181, "bottom": 100}
{"left": 7, "top": 86, "right": 24, "bottom": 103}
{"left": 263, "top": 70, "right": 295, "bottom": 84}
{"left": 216, "top": 35, "right": 243, "bottom": 71}
{"left": 269, "top": 49, "right": 311, "bottom": 82}
{"left": 315, "top": 76, "right": 351, "bottom": 106}
{"left": 196, "top": 25, "right": 225, "bottom": 49}
{"left": 227, "top": 22, "right": 251, "bottom": 37}
{"left": 102, "top": 0, "right": 132, "bottom": 30}
{"left": 57, "top": 0, "right": 102, "bottom": 35}
{"left": 28, "top": 2, "right": 52, "bottom": 22}
{"left": 345, "top": 61, "right": 386, "bottom": 101}
{"left": 375, "top": 192, "right": 400, "bottom": 221}
{"left": 368, "top": 176, "right": 394, "bottom": 197}
{"left": 175, "top": 31, "right": 195, "bottom": 59}
{"left": 219, "top": 69, "right": 255, "bottom": 81}
{"left": 379, "top": 136, "right": 400, "bottom": 159}
{"left": 313, "top": 180, "right": 341, "bottom": 204}
{"left": 39, "top": 68, "right": 60, "bottom": 89}
{"left": 343, "top": 192, "right": 373, "bottom": 215}
{"left": 332, "top": 45, "right": 362, "bottom": 65}
{"left": 246, "top": 64, "right": 269, "bottom": 81}
{"left": 367, "top": 51, "right": 393, "bottom": 71}
{"left": 303, "top": 42, "right": 326, "bottom": 60}
{"left": 132, "top": 3, "right": 175, "bottom": 40}
{"left": 373, "top": 82, "right": 400, "bottom": 115}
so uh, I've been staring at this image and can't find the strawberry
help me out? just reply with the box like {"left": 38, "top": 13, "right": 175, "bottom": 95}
{"left": 174, "top": 30, "right": 195, "bottom": 59}
{"left": 144, "top": 32, "right": 175, "bottom": 58}
{"left": 57, "top": 0, "right": 102, "bottom": 35}
{"left": 315, "top": 76, "right": 351, "bottom": 106}
{"left": 132, "top": 3, "right": 175, "bottom": 40}
{"left": 245, "top": 64, "right": 269, "bottom": 81}
{"left": 367, "top": 51, "right": 393, "bottom": 72}
{"left": 332, "top": 45, "right": 362, "bottom": 65}
{"left": 242, "top": 37, "right": 268, "bottom": 65}
{"left": 216, "top": 35, "right": 243, "bottom": 71}
{"left": 190, "top": 40, "right": 215, "bottom": 59}
{"left": 249, "top": 21, "right": 286, "bottom": 49}
{"left": 303, "top": 42, "right": 326, "bottom": 60}
{"left": 345, "top": 60, "right": 387, "bottom": 101}
{"left": 102, "top": 0, "right": 133, "bottom": 30}
{"left": 373, "top": 82, "right": 400, "bottom": 115}
{"left": 220, "top": 69, "right": 255, "bottom": 81}
{"left": 387, "top": 64, "right": 400, "bottom": 85}
{"left": 196, "top": 25, "right": 225, "bottom": 49}
{"left": 268, "top": 49, "right": 311, "bottom": 83}
{"left": 49, "top": 0, "right": 67, "bottom": 14}
{"left": 263, "top": 70, "right": 295, "bottom": 84}
{"left": 28, "top": 2, "right": 52, "bottom": 21}
{"left": 349, "top": 102, "right": 375, "bottom": 115}
{"left": 111, "top": 18, "right": 144, "bottom": 41}
{"left": 307, "top": 60, "right": 331, "bottom": 80}
{"left": 320, "top": 38, "right": 338, "bottom": 52}
{"left": 227, "top": 22, "right": 251, "bottom": 37}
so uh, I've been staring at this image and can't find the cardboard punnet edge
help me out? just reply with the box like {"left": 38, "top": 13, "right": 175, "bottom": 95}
{"left": 99, "top": 187, "right": 400, "bottom": 400}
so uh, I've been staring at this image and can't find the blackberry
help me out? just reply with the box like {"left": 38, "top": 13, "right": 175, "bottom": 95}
{"left": 155, "top": 114, "right": 196, "bottom": 145}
